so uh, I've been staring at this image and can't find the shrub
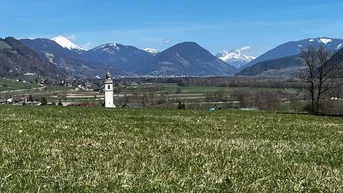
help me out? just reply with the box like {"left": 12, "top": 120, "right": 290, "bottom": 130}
{"left": 177, "top": 102, "right": 186, "bottom": 110}
{"left": 40, "top": 97, "right": 47, "bottom": 106}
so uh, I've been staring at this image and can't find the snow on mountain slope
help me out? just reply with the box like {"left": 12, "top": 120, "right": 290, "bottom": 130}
{"left": 51, "top": 36, "right": 85, "bottom": 51}
{"left": 144, "top": 48, "right": 159, "bottom": 55}
{"left": 216, "top": 46, "right": 256, "bottom": 68}
{"left": 319, "top": 38, "right": 332, "bottom": 44}
{"left": 245, "top": 37, "right": 343, "bottom": 68}
{"left": 92, "top": 43, "right": 121, "bottom": 52}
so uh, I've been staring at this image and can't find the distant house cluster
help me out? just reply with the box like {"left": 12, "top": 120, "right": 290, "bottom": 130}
{"left": 0, "top": 95, "right": 40, "bottom": 105}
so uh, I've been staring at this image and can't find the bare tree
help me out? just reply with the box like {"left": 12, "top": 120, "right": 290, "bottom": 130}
{"left": 299, "top": 46, "right": 341, "bottom": 114}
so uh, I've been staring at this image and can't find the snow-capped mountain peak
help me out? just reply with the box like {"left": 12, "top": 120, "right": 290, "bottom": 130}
{"left": 143, "top": 48, "right": 159, "bottom": 55}
{"left": 216, "top": 46, "right": 256, "bottom": 68}
{"left": 319, "top": 38, "right": 332, "bottom": 44}
{"left": 92, "top": 43, "right": 121, "bottom": 53}
{"left": 51, "top": 36, "right": 85, "bottom": 51}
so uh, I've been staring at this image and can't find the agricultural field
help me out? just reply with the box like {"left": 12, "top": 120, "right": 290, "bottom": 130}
{"left": 0, "top": 79, "right": 40, "bottom": 92}
{"left": 0, "top": 106, "right": 342, "bottom": 192}
{"left": 137, "top": 83, "right": 299, "bottom": 94}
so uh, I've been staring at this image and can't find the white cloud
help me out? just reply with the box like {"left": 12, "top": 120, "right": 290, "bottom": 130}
{"left": 66, "top": 34, "right": 76, "bottom": 41}
{"left": 164, "top": 38, "right": 170, "bottom": 44}
{"left": 81, "top": 42, "right": 92, "bottom": 50}
{"left": 240, "top": 46, "right": 251, "bottom": 51}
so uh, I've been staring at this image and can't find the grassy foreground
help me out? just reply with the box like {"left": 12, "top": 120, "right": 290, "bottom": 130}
{"left": 0, "top": 107, "right": 342, "bottom": 192}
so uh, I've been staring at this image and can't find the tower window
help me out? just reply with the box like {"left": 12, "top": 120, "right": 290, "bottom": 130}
{"left": 108, "top": 85, "right": 111, "bottom": 89}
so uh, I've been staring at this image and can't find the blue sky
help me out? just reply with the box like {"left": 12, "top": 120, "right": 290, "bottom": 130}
{"left": 2, "top": 0, "right": 343, "bottom": 56}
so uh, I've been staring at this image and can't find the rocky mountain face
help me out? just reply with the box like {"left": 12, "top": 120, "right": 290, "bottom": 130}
{"left": 142, "top": 42, "right": 236, "bottom": 76}
{"left": 20, "top": 38, "right": 125, "bottom": 78}
{"left": 0, "top": 37, "right": 68, "bottom": 79}
{"left": 216, "top": 46, "right": 255, "bottom": 68}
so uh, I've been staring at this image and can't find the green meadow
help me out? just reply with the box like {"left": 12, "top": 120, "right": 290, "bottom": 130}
{"left": 0, "top": 106, "right": 342, "bottom": 192}
{"left": 0, "top": 79, "right": 40, "bottom": 92}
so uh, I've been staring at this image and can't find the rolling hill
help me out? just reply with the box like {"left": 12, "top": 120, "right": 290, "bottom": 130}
{"left": 236, "top": 55, "right": 304, "bottom": 76}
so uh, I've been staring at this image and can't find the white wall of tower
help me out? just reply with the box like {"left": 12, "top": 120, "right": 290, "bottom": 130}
{"left": 104, "top": 73, "right": 116, "bottom": 108}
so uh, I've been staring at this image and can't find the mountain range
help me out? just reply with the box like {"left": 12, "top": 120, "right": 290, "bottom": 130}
{"left": 0, "top": 37, "right": 68, "bottom": 79}
{"left": 143, "top": 48, "right": 159, "bottom": 55}
{"left": 84, "top": 43, "right": 154, "bottom": 73}
{"left": 237, "top": 37, "right": 343, "bottom": 76}
{"left": 142, "top": 42, "right": 236, "bottom": 76}
{"left": 1, "top": 35, "right": 343, "bottom": 79}
{"left": 20, "top": 38, "right": 125, "bottom": 78}
{"left": 216, "top": 46, "right": 256, "bottom": 68}
{"left": 51, "top": 36, "right": 85, "bottom": 51}
{"left": 19, "top": 36, "right": 237, "bottom": 78}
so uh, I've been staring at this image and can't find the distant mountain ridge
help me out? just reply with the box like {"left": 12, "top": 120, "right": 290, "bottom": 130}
{"left": 236, "top": 54, "right": 304, "bottom": 77}
{"left": 142, "top": 42, "right": 237, "bottom": 76}
{"left": 237, "top": 46, "right": 343, "bottom": 77}
{"left": 216, "top": 46, "right": 256, "bottom": 68}
{"left": 0, "top": 37, "right": 68, "bottom": 79}
{"left": 84, "top": 43, "right": 154, "bottom": 73}
{"left": 52, "top": 36, "right": 85, "bottom": 51}
{"left": 144, "top": 48, "right": 159, "bottom": 55}
{"left": 20, "top": 38, "right": 126, "bottom": 78}
{"left": 236, "top": 37, "right": 343, "bottom": 77}
{"left": 244, "top": 37, "right": 343, "bottom": 68}
{"left": 12, "top": 35, "right": 343, "bottom": 78}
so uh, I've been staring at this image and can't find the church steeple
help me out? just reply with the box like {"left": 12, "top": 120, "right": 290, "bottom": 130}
{"left": 104, "top": 71, "right": 116, "bottom": 108}
{"left": 106, "top": 71, "right": 111, "bottom": 80}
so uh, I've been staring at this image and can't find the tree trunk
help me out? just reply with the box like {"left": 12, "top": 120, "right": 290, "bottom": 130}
{"left": 311, "top": 82, "right": 315, "bottom": 115}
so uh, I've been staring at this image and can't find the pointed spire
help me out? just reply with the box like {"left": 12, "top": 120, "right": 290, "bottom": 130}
{"left": 106, "top": 71, "right": 111, "bottom": 79}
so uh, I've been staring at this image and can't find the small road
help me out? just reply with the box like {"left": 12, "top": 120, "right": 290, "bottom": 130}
{"left": 0, "top": 85, "right": 46, "bottom": 94}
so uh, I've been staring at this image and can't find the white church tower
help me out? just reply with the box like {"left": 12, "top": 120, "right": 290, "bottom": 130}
{"left": 104, "top": 71, "right": 116, "bottom": 108}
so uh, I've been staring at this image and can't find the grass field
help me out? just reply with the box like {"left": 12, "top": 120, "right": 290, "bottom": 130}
{"left": 1, "top": 107, "right": 342, "bottom": 192}
{"left": 145, "top": 84, "right": 298, "bottom": 94}
{"left": 0, "top": 79, "right": 40, "bottom": 92}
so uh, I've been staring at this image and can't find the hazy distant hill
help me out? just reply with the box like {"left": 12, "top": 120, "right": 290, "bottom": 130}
{"left": 0, "top": 37, "right": 68, "bottom": 79}
{"left": 141, "top": 42, "right": 236, "bottom": 76}
{"left": 236, "top": 55, "right": 304, "bottom": 76}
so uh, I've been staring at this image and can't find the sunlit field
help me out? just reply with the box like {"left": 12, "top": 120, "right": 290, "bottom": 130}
{"left": 0, "top": 106, "right": 342, "bottom": 192}
{"left": 0, "top": 79, "right": 40, "bottom": 92}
